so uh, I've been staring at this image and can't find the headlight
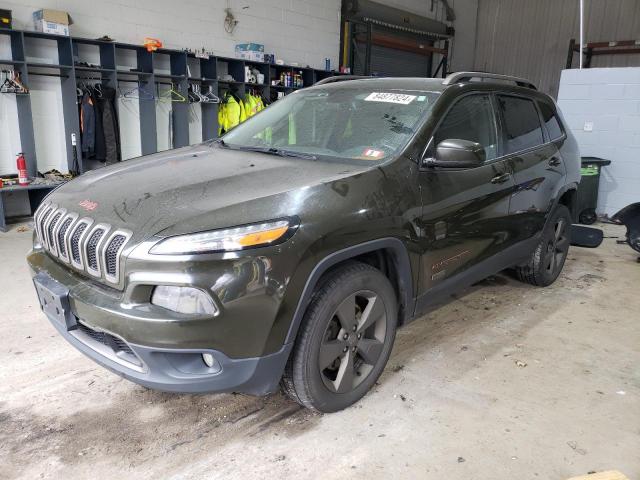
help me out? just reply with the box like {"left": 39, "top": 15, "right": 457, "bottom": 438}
{"left": 149, "top": 219, "right": 295, "bottom": 255}
{"left": 151, "top": 285, "right": 219, "bottom": 315}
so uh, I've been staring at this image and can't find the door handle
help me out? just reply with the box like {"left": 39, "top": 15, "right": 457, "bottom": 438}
{"left": 549, "top": 157, "right": 562, "bottom": 167}
{"left": 490, "top": 172, "right": 512, "bottom": 184}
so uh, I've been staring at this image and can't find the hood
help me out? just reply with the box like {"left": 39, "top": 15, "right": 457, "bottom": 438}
{"left": 46, "top": 144, "right": 370, "bottom": 242}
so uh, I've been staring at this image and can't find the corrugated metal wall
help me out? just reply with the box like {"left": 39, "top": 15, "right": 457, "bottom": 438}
{"left": 473, "top": 0, "right": 640, "bottom": 97}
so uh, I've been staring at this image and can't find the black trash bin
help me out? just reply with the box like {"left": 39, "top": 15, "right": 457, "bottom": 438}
{"left": 575, "top": 156, "right": 611, "bottom": 225}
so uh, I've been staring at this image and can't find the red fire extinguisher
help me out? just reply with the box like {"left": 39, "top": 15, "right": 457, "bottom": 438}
{"left": 17, "top": 152, "right": 29, "bottom": 186}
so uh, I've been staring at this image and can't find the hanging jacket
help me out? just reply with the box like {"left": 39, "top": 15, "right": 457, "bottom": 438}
{"left": 226, "top": 95, "right": 241, "bottom": 130}
{"left": 218, "top": 103, "right": 225, "bottom": 135}
{"left": 239, "top": 98, "right": 247, "bottom": 123}
{"left": 80, "top": 93, "right": 95, "bottom": 155}
{"left": 99, "top": 86, "right": 120, "bottom": 164}
{"left": 93, "top": 90, "right": 106, "bottom": 161}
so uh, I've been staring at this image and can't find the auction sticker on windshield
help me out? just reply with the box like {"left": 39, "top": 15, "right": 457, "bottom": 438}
{"left": 364, "top": 92, "right": 416, "bottom": 104}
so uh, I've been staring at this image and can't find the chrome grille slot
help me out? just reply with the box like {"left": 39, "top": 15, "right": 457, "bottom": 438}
{"left": 33, "top": 205, "right": 43, "bottom": 243}
{"left": 85, "top": 224, "right": 109, "bottom": 277}
{"left": 56, "top": 216, "right": 74, "bottom": 260}
{"left": 86, "top": 230, "right": 105, "bottom": 270}
{"left": 106, "top": 235, "right": 125, "bottom": 276}
{"left": 46, "top": 211, "right": 63, "bottom": 253}
{"left": 70, "top": 221, "right": 90, "bottom": 267}
{"left": 38, "top": 205, "right": 54, "bottom": 247}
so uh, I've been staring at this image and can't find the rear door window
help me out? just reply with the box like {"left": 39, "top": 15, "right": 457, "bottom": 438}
{"left": 433, "top": 94, "right": 498, "bottom": 161}
{"left": 496, "top": 95, "right": 544, "bottom": 155}
{"left": 538, "top": 101, "right": 564, "bottom": 141}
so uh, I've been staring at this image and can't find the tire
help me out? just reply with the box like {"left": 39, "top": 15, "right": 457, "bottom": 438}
{"left": 281, "top": 262, "right": 398, "bottom": 412}
{"left": 515, "top": 204, "right": 572, "bottom": 287}
{"left": 578, "top": 208, "right": 597, "bottom": 225}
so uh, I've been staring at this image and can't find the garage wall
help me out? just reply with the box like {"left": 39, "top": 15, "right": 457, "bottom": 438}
{"left": 360, "top": 0, "right": 479, "bottom": 73}
{"left": 0, "top": 0, "right": 340, "bottom": 176}
{"left": 473, "top": 0, "right": 640, "bottom": 97}
{"left": 558, "top": 67, "right": 640, "bottom": 216}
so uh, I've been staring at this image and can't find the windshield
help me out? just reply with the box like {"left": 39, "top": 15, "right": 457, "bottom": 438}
{"left": 220, "top": 84, "right": 439, "bottom": 164}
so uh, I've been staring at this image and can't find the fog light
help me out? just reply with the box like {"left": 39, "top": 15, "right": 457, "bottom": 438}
{"left": 202, "top": 353, "right": 217, "bottom": 368}
{"left": 151, "top": 286, "right": 218, "bottom": 315}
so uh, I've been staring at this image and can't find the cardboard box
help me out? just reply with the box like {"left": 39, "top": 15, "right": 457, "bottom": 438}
{"left": 33, "top": 9, "right": 72, "bottom": 36}
{"left": 235, "top": 43, "right": 264, "bottom": 62}
{"left": 235, "top": 43, "right": 264, "bottom": 53}
{"left": 0, "top": 9, "right": 11, "bottom": 29}
{"left": 235, "top": 50, "right": 264, "bottom": 62}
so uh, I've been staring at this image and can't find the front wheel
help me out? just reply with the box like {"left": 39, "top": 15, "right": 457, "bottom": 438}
{"left": 281, "top": 262, "right": 397, "bottom": 412}
{"left": 515, "top": 204, "right": 572, "bottom": 287}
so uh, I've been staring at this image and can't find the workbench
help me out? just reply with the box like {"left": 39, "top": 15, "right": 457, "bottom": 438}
{"left": 0, "top": 183, "right": 64, "bottom": 232}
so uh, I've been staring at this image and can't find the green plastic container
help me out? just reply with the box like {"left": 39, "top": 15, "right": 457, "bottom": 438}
{"left": 575, "top": 157, "right": 611, "bottom": 225}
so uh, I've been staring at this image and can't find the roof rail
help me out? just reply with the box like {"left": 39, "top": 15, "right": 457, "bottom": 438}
{"left": 314, "top": 75, "right": 371, "bottom": 86}
{"left": 443, "top": 71, "right": 537, "bottom": 90}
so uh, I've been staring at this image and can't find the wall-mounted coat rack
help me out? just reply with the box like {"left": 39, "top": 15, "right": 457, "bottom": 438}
{"left": 0, "top": 28, "right": 342, "bottom": 178}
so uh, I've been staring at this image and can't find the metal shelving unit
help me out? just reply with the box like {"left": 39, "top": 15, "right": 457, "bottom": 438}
{"left": 1, "top": 28, "right": 342, "bottom": 180}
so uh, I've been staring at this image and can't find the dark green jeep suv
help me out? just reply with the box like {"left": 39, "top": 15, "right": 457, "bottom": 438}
{"left": 28, "top": 73, "right": 580, "bottom": 412}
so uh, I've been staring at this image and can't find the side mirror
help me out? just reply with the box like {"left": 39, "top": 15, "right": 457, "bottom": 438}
{"left": 424, "top": 139, "right": 486, "bottom": 168}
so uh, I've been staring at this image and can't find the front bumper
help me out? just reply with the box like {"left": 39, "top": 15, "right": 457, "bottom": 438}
{"left": 44, "top": 308, "right": 291, "bottom": 394}
{"left": 27, "top": 247, "right": 294, "bottom": 395}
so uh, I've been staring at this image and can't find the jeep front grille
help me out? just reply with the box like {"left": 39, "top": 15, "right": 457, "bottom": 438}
{"left": 104, "top": 234, "right": 127, "bottom": 281}
{"left": 46, "top": 211, "right": 63, "bottom": 251}
{"left": 38, "top": 205, "right": 54, "bottom": 246}
{"left": 85, "top": 227, "right": 106, "bottom": 275}
{"left": 33, "top": 202, "right": 131, "bottom": 286}
{"left": 56, "top": 217, "right": 73, "bottom": 258}
{"left": 70, "top": 222, "right": 89, "bottom": 264}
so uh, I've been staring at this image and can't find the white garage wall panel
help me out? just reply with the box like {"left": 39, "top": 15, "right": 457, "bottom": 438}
{"left": 0, "top": 0, "right": 340, "bottom": 175}
{"left": 558, "top": 67, "right": 640, "bottom": 217}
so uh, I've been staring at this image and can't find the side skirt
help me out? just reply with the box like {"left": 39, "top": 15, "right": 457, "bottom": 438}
{"left": 412, "top": 236, "right": 539, "bottom": 319}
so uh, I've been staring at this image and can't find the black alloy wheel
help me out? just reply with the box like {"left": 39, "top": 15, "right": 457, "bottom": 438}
{"left": 318, "top": 290, "right": 387, "bottom": 394}
{"left": 281, "top": 262, "right": 397, "bottom": 412}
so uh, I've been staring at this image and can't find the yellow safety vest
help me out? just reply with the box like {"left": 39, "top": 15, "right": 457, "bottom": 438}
{"left": 226, "top": 96, "right": 241, "bottom": 130}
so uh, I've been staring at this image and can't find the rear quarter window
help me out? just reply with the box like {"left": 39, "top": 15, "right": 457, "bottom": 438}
{"left": 538, "top": 101, "right": 565, "bottom": 141}
{"left": 497, "top": 95, "right": 544, "bottom": 154}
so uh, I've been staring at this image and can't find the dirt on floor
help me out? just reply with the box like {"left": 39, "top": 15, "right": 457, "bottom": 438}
{"left": 0, "top": 222, "right": 638, "bottom": 480}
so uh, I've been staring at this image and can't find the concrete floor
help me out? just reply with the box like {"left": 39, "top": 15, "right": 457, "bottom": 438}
{"left": 0, "top": 221, "right": 638, "bottom": 480}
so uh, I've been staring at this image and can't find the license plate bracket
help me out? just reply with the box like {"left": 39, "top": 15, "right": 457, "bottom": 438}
{"left": 33, "top": 272, "right": 77, "bottom": 331}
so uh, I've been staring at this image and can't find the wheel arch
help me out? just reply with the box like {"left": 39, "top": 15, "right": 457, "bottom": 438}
{"left": 546, "top": 182, "right": 578, "bottom": 228}
{"left": 557, "top": 183, "right": 578, "bottom": 220}
{"left": 284, "top": 238, "right": 415, "bottom": 345}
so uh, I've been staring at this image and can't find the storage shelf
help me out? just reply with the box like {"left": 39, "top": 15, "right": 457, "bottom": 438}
{"left": 154, "top": 73, "right": 186, "bottom": 80}
{"left": 116, "top": 70, "right": 152, "bottom": 76}
{"left": 271, "top": 85, "right": 301, "bottom": 90}
{"left": 74, "top": 66, "right": 115, "bottom": 73}
{"left": 187, "top": 76, "right": 217, "bottom": 83}
{"left": 22, "top": 31, "right": 71, "bottom": 40}
{"left": 26, "top": 62, "right": 73, "bottom": 69}
{"left": 3, "top": 26, "right": 345, "bottom": 188}
{"left": 72, "top": 37, "right": 115, "bottom": 46}
{"left": 0, "top": 59, "right": 25, "bottom": 66}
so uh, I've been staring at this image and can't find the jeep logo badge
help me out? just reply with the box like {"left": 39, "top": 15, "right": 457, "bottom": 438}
{"left": 79, "top": 199, "right": 98, "bottom": 211}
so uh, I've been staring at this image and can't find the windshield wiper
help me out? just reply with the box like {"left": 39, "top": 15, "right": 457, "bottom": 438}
{"left": 234, "top": 145, "right": 317, "bottom": 160}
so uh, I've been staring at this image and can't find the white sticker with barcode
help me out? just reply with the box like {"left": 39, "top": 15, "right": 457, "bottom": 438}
{"left": 364, "top": 92, "right": 416, "bottom": 104}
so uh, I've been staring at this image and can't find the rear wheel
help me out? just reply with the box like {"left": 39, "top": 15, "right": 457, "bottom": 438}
{"left": 281, "top": 262, "right": 397, "bottom": 412}
{"left": 515, "top": 204, "right": 572, "bottom": 286}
